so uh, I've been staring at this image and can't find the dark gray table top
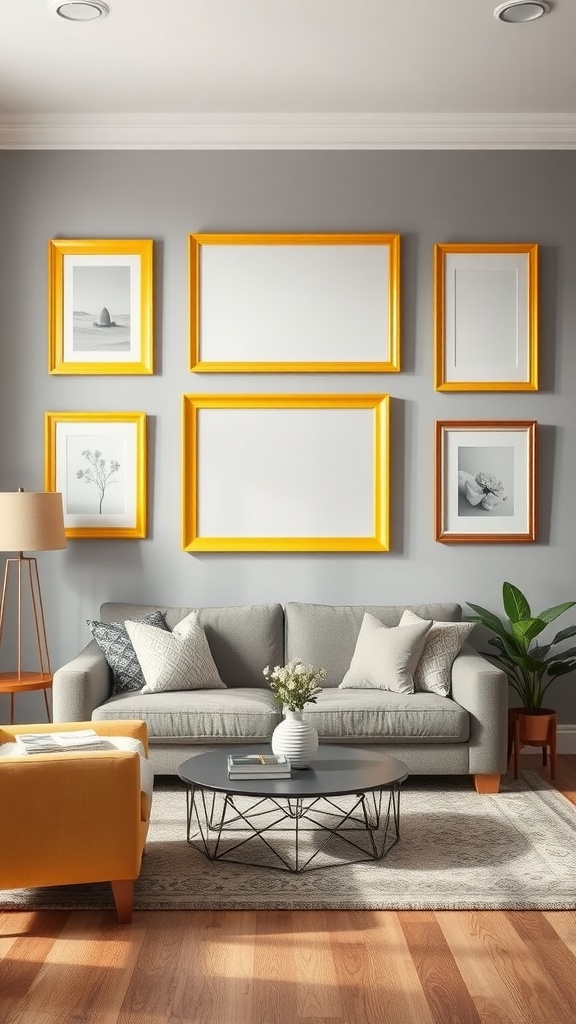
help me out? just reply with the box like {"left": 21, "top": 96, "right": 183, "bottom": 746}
{"left": 178, "top": 744, "right": 409, "bottom": 798}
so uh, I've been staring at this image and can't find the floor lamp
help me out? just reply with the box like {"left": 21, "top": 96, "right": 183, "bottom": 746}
{"left": 0, "top": 489, "right": 66, "bottom": 723}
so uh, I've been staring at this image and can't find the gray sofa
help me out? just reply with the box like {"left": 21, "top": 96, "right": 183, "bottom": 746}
{"left": 52, "top": 601, "right": 508, "bottom": 792}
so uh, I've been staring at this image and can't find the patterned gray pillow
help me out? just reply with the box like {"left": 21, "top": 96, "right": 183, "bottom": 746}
{"left": 87, "top": 611, "right": 168, "bottom": 694}
{"left": 400, "top": 609, "right": 474, "bottom": 696}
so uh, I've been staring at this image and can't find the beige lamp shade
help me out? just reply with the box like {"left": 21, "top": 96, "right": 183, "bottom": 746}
{"left": 0, "top": 491, "right": 66, "bottom": 552}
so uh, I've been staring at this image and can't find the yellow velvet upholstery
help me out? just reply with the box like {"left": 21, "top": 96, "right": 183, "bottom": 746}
{"left": 0, "top": 720, "right": 150, "bottom": 923}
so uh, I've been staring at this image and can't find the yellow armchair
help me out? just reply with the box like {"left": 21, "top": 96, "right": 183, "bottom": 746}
{"left": 0, "top": 719, "right": 151, "bottom": 923}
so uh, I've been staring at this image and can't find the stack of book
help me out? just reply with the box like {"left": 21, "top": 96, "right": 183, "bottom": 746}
{"left": 227, "top": 752, "right": 291, "bottom": 780}
{"left": 16, "top": 729, "right": 109, "bottom": 755}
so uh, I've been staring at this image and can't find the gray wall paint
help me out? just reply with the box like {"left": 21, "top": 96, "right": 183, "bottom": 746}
{"left": 1, "top": 151, "right": 575, "bottom": 724}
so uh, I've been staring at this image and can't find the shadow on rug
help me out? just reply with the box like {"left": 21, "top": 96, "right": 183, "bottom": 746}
{"left": 1, "top": 770, "right": 574, "bottom": 912}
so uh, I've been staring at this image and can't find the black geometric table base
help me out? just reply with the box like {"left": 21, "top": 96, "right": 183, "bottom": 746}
{"left": 185, "top": 783, "right": 402, "bottom": 873}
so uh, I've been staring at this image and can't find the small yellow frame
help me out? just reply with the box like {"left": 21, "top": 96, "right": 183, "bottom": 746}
{"left": 45, "top": 411, "right": 147, "bottom": 539}
{"left": 183, "top": 394, "right": 390, "bottom": 552}
{"left": 189, "top": 233, "right": 400, "bottom": 373}
{"left": 434, "top": 242, "right": 539, "bottom": 392}
{"left": 48, "top": 238, "right": 154, "bottom": 375}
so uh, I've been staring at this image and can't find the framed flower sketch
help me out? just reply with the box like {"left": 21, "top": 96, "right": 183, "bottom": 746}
{"left": 44, "top": 412, "right": 147, "bottom": 539}
{"left": 189, "top": 233, "right": 400, "bottom": 373}
{"left": 434, "top": 243, "right": 538, "bottom": 392}
{"left": 48, "top": 238, "right": 154, "bottom": 375}
{"left": 182, "top": 394, "right": 390, "bottom": 552}
{"left": 435, "top": 420, "right": 537, "bottom": 543}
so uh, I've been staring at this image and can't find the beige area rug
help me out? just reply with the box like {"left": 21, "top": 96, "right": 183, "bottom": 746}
{"left": 1, "top": 771, "right": 575, "bottom": 912}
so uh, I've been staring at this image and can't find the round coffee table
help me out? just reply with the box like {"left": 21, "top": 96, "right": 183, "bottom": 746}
{"left": 178, "top": 744, "right": 409, "bottom": 873}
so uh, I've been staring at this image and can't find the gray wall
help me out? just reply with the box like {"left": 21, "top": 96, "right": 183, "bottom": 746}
{"left": 1, "top": 150, "right": 575, "bottom": 724}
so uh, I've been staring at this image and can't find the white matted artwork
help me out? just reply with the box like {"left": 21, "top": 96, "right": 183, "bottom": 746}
{"left": 182, "top": 394, "right": 390, "bottom": 552}
{"left": 48, "top": 239, "right": 154, "bottom": 375}
{"left": 434, "top": 243, "right": 538, "bottom": 392}
{"left": 44, "top": 412, "right": 147, "bottom": 538}
{"left": 435, "top": 421, "right": 537, "bottom": 543}
{"left": 189, "top": 233, "right": 400, "bottom": 373}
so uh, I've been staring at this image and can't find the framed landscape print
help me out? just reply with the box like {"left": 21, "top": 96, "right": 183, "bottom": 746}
{"left": 48, "top": 238, "right": 154, "bottom": 375}
{"left": 435, "top": 420, "right": 537, "bottom": 543}
{"left": 44, "top": 411, "right": 147, "bottom": 538}
{"left": 189, "top": 233, "right": 400, "bottom": 373}
{"left": 182, "top": 394, "right": 390, "bottom": 552}
{"left": 434, "top": 243, "right": 538, "bottom": 392}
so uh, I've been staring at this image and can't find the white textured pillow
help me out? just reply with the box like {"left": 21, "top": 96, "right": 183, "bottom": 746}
{"left": 400, "top": 609, "right": 474, "bottom": 696}
{"left": 125, "top": 611, "right": 226, "bottom": 693}
{"left": 339, "top": 612, "right": 432, "bottom": 694}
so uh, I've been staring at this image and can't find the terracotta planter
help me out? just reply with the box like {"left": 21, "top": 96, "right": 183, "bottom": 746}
{"left": 517, "top": 708, "right": 557, "bottom": 745}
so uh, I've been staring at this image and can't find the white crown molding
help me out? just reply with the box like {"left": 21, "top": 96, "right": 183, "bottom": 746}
{"left": 0, "top": 112, "right": 576, "bottom": 150}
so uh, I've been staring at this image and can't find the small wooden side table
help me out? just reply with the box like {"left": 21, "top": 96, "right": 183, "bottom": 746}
{"left": 508, "top": 707, "right": 557, "bottom": 781}
{"left": 0, "top": 672, "right": 52, "bottom": 725}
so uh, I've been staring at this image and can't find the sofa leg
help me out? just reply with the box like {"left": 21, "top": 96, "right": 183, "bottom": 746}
{"left": 111, "top": 879, "right": 134, "bottom": 923}
{"left": 473, "top": 773, "right": 501, "bottom": 794}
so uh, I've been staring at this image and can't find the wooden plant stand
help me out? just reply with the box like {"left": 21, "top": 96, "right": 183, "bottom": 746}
{"left": 508, "top": 707, "right": 557, "bottom": 781}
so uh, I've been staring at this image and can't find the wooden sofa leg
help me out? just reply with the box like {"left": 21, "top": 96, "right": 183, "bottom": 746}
{"left": 473, "top": 774, "right": 501, "bottom": 794}
{"left": 111, "top": 880, "right": 134, "bottom": 923}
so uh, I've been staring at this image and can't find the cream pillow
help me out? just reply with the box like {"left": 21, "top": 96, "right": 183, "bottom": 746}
{"left": 339, "top": 612, "right": 432, "bottom": 694}
{"left": 400, "top": 609, "right": 474, "bottom": 696}
{"left": 125, "top": 611, "right": 226, "bottom": 693}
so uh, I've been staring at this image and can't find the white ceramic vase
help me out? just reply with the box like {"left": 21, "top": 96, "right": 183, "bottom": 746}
{"left": 271, "top": 708, "right": 319, "bottom": 769}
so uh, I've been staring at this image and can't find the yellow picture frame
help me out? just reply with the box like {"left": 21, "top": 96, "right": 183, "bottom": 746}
{"left": 48, "top": 238, "right": 154, "bottom": 375}
{"left": 189, "top": 233, "right": 400, "bottom": 373}
{"left": 45, "top": 411, "right": 147, "bottom": 539}
{"left": 434, "top": 242, "right": 539, "bottom": 392}
{"left": 182, "top": 394, "right": 390, "bottom": 552}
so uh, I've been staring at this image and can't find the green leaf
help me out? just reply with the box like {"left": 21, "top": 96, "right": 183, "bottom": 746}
{"left": 552, "top": 623, "right": 576, "bottom": 644}
{"left": 503, "top": 582, "right": 531, "bottom": 623}
{"left": 537, "top": 601, "right": 576, "bottom": 625}
{"left": 547, "top": 662, "right": 576, "bottom": 679}
{"left": 466, "top": 602, "right": 507, "bottom": 638}
{"left": 547, "top": 646, "right": 576, "bottom": 663}
{"left": 511, "top": 618, "right": 546, "bottom": 645}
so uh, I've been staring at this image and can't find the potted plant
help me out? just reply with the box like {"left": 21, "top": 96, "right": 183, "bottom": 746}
{"left": 264, "top": 659, "right": 326, "bottom": 768}
{"left": 467, "top": 582, "right": 576, "bottom": 755}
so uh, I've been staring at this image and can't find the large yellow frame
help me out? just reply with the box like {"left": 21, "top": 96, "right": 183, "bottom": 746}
{"left": 44, "top": 411, "right": 147, "bottom": 539}
{"left": 189, "top": 233, "right": 400, "bottom": 373}
{"left": 48, "top": 238, "right": 154, "bottom": 375}
{"left": 182, "top": 394, "right": 390, "bottom": 552}
{"left": 434, "top": 242, "right": 539, "bottom": 392}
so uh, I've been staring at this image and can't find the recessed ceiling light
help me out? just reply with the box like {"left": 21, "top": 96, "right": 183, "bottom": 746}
{"left": 51, "top": 0, "right": 109, "bottom": 20}
{"left": 494, "top": 1, "right": 551, "bottom": 22}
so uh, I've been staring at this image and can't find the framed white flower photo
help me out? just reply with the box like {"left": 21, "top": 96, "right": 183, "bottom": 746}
{"left": 435, "top": 420, "right": 537, "bottom": 543}
{"left": 44, "top": 411, "right": 147, "bottom": 539}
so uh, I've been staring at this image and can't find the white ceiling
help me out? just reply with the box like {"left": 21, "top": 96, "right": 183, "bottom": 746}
{"left": 1, "top": 0, "right": 575, "bottom": 148}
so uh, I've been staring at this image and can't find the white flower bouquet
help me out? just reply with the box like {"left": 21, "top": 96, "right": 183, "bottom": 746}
{"left": 263, "top": 659, "right": 327, "bottom": 712}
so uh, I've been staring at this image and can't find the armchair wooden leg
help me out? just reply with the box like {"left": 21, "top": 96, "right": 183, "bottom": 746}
{"left": 111, "top": 879, "right": 134, "bottom": 924}
{"left": 473, "top": 774, "right": 501, "bottom": 794}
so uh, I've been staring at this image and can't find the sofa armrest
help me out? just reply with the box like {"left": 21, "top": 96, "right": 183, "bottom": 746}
{"left": 52, "top": 640, "right": 112, "bottom": 723}
{"left": 450, "top": 645, "right": 508, "bottom": 775}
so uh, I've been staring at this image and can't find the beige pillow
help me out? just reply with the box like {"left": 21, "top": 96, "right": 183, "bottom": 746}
{"left": 400, "top": 609, "right": 474, "bottom": 696}
{"left": 125, "top": 611, "right": 226, "bottom": 693}
{"left": 339, "top": 612, "right": 432, "bottom": 694}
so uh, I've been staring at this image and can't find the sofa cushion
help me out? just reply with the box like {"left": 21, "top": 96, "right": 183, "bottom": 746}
{"left": 87, "top": 611, "right": 168, "bottom": 694}
{"left": 339, "top": 613, "right": 431, "bottom": 694}
{"left": 92, "top": 688, "right": 282, "bottom": 741}
{"left": 126, "top": 611, "right": 226, "bottom": 694}
{"left": 100, "top": 602, "right": 284, "bottom": 689}
{"left": 400, "top": 609, "right": 475, "bottom": 696}
{"left": 285, "top": 602, "right": 462, "bottom": 688}
{"left": 303, "top": 688, "right": 469, "bottom": 743}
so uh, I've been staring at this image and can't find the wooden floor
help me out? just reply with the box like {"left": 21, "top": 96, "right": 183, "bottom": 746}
{"left": 1, "top": 756, "right": 576, "bottom": 1024}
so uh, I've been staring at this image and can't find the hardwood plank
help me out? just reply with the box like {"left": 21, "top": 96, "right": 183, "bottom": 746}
{"left": 252, "top": 910, "right": 298, "bottom": 1024}
{"left": 399, "top": 910, "right": 482, "bottom": 1024}
{"left": 0, "top": 910, "right": 69, "bottom": 1016}
{"left": 505, "top": 911, "right": 576, "bottom": 1014}
{"left": 543, "top": 911, "right": 576, "bottom": 955}
{"left": 293, "top": 911, "right": 342, "bottom": 1019}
